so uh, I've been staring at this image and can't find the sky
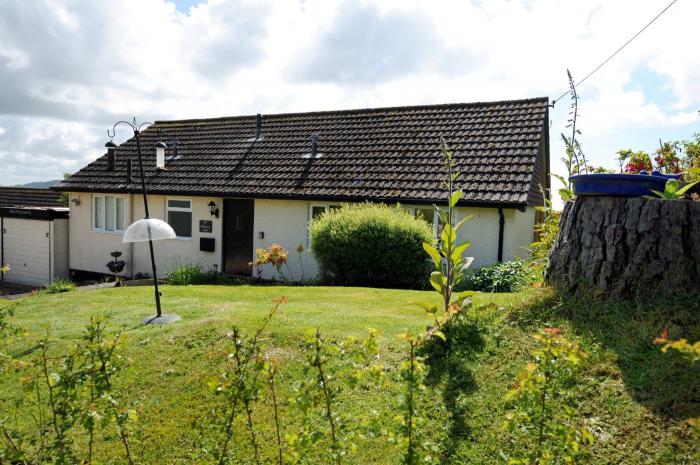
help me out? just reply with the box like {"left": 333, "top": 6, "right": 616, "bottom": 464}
{"left": 1, "top": 0, "right": 698, "bottom": 207}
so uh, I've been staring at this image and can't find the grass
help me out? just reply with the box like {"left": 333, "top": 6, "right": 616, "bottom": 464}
{"left": 1, "top": 284, "right": 698, "bottom": 464}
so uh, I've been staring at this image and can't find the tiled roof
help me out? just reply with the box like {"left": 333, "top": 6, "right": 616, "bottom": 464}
{"left": 0, "top": 187, "right": 64, "bottom": 208}
{"left": 56, "top": 98, "right": 550, "bottom": 207}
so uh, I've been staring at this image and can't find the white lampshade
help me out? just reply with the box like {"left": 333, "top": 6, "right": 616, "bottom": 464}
{"left": 122, "top": 218, "right": 176, "bottom": 243}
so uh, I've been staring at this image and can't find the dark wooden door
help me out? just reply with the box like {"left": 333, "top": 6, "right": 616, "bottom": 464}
{"left": 223, "top": 199, "right": 254, "bottom": 276}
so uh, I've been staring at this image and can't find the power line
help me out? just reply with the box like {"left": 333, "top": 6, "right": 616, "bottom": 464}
{"left": 552, "top": 0, "right": 680, "bottom": 106}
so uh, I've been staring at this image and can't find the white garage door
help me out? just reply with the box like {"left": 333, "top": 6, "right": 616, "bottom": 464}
{"left": 2, "top": 218, "right": 50, "bottom": 286}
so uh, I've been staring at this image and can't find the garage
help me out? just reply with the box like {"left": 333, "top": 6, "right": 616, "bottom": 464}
{"left": 0, "top": 206, "right": 69, "bottom": 287}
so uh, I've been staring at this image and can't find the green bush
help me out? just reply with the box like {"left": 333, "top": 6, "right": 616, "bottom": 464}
{"left": 44, "top": 278, "right": 76, "bottom": 294}
{"left": 167, "top": 261, "right": 225, "bottom": 285}
{"left": 310, "top": 203, "right": 434, "bottom": 288}
{"left": 461, "top": 260, "right": 529, "bottom": 293}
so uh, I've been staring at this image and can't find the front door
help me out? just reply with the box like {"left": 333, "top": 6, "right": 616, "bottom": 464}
{"left": 223, "top": 199, "right": 254, "bottom": 276}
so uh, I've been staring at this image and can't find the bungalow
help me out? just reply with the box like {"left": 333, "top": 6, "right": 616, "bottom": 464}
{"left": 55, "top": 97, "right": 550, "bottom": 281}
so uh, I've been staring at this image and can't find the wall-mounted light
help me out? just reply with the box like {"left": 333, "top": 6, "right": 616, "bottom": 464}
{"left": 208, "top": 201, "right": 219, "bottom": 218}
{"left": 71, "top": 198, "right": 81, "bottom": 206}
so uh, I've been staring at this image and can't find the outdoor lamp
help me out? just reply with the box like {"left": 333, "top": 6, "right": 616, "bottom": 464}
{"left": 208, "top": 201, "right": 219, "bottom": 218}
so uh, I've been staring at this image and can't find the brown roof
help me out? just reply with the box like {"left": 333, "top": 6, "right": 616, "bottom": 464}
{"left": 0, "top": 187, "right": 64, "bottom": 208}
{"left": 56, "top": 97, "right": 550, "bottom": 208}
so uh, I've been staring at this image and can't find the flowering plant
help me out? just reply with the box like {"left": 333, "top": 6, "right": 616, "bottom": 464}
{"left": 654, "top": 142, "right": 681, "bottom": 174}
{"left": 618, "top": 149, "right": 653, "bottom": 174}
{"left": 0, "top": 264, "right": 9, "bottom": 274}
{"left": 251, "top": 244, "right": 292, "bottom": 282}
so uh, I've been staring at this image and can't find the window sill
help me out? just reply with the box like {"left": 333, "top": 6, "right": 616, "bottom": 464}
{"left": 92, "top": 229, "right": 125, "bottom": 235}
{"left": 174, "top": 236, "right": 192, "bottom": 241}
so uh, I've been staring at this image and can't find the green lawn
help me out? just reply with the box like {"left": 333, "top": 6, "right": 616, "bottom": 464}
{"left": 1, "top": 285, "right": 698, "bottom": 464}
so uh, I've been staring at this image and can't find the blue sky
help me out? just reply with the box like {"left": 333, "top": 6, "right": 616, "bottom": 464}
{"left": 0, "top": 0, "right": 698, "bottom": 208}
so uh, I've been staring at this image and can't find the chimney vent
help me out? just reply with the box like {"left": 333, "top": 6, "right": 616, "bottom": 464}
{"left": 303, "top": 132, "right": 322, "bottom": 159}
{"left": 105, "top": 140, "right": 117, "bottom": 171}
{"left": 249, "top": 113, "right": 263, "bottom": 142}
{"left": 311, "top": 132, "right": 319, "bottom": 157}
{"left": 155, "top": 141, "right": 167, "bottom": 170}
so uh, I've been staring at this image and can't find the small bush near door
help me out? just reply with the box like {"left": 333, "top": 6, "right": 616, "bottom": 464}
{"left": 309, "top": 203, "right": 433, "bottom": 288}
{"left": 167, "top": 261, "right": 226, "bottom": 285}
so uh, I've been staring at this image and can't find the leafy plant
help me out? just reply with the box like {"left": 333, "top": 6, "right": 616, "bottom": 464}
{"left": 44, "top": 278, "right": 76, "bottom": 294}
{"left": 389, "top": 331, "right": 434, "bottom": 465}
{"left": 211, "top": 297, "right": 286, "bottom": 465}
{"left": 252, "top": 243, "right": 294, "bottom": 283}
{"left": 1, "top": 317, "right": 136, "bottom": 465}
{"left": 617, "top": 149, "right": 654, "bottom": 174}
{"left": 556, "top": 70, "right": 588, "bottom": 202}
{"left": 528, "top": 192, "right": 560, "bottom": 281}
{"left": 461, "top": 260, "right": 529, "bottom": 293}
{"left": 310, "top": 203, "right": 433, "bottom": 288}
{"left": 503, "top": 328, "right": 593, "bottom": 464}
{"left": 680, "top": 133, "right": 700, "bottom": 181}
{"left": 167, "top": 260, "right": 224, "bottom": 285}
{"left": 412, "top": 138, "right": 475, "bottom": 341}
{"left": 650, "top": 179, "right": 699, "bottom": 200}
{"left": 289, "top": 328, "right": 384, "bottom": 465}
{"left": 654, "top": 141, "right": 682, "bottom": 174}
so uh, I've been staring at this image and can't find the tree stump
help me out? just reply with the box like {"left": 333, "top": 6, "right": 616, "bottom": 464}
{"left": 546, "top": 196, "right": 700, "bottom": 298}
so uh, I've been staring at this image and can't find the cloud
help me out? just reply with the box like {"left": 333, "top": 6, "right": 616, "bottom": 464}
{"left": 290, "top": 2, "right": 476, "bottom": 84}
{"left": 0, "top": 0, "right": 699, "bottom": 188}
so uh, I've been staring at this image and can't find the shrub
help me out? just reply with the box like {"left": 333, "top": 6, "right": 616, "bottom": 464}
{"left": 309, "top": 203, "right": 433, "bottom": 288}
{"left": 167, "top": 261, "right": 224, "bottom": 285}
{"left": 461, "top": 260, "right": 529, "bottom": 293}
{"left": 44, "top": 278, "right": 76, "bottom": 294}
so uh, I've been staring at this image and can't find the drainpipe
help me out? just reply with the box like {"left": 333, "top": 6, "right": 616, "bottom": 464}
{"left": 497, "top": 208, "right": 505, "bottom": 262}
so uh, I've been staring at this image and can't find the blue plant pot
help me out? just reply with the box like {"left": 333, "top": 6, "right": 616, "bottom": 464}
{"left": 569, "top": 173, "right": 670, "bottom": 197}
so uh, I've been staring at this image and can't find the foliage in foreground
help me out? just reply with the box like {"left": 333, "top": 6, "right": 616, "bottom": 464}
{"left": 503, "top": 328, "right": 593, "bottom": 464}
{"left": 310, "top": 203, "right": 433, "bottom": 289}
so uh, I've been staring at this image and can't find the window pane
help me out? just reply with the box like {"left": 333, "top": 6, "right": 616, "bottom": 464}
{"left": 115, "top": 198, "right": 125, "bottom": 230}
{"left": 415, "top": 208, "right": 434, "bottom": 226}
{"left": 328, "top": 205, "right": 341, "bottom": 212}
{"left": 105, "top": 196, "right": 115, "bottom": 231}
{"left": 168, "top": 210, "right": 192, "bottom": 238}
{"left": 311, "top": 206, "right": 326, "bottom": 220}
{"left": 94, "top": 197, "right": 104, "bottom": 229}
{"left": 168, "top": 199, "right": 191, "bottom": 209}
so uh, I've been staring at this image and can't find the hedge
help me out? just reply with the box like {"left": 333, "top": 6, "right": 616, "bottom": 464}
{"left": 309, "top": 203, "right": 434, "bottom": 288}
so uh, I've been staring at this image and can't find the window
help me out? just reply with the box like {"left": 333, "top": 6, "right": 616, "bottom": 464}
{"left": 310, "top": 204, "right": 341, "bottom": 221}
{"left": 167, "top": 198, "right": 192, "bottom": 238}
{"left": 93, "top": 195, "right": 126, "bottom": 232}
{"left": 308, "top": 204, "right": 341, "bottom": 245}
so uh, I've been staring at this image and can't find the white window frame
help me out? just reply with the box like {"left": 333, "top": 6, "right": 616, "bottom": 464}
{"left": 166, "top": 197, "right": 193, "bottom": 240}
{"left": 405, "top": 205, "right": 444, "bottom": 238}
{"left": 92, "top": 194, "right": 127, "bottom": 233}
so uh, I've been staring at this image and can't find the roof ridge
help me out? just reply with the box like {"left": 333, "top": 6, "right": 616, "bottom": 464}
{"left": 153, "top": 96, "right": 549, "bottom": 125}
{"left": 0, "top": 186, "right": 58, "bottom": 192}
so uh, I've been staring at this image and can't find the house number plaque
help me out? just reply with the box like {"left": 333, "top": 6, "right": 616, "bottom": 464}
{"left": 199, "top": 220, "right": 213, "bottom": 233}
